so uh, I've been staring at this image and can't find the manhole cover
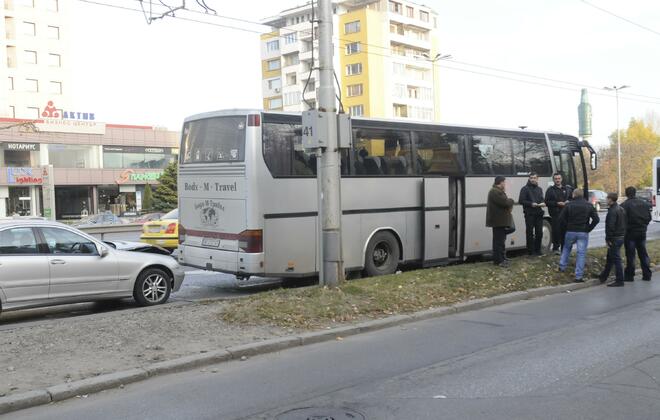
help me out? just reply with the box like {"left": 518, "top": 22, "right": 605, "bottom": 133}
{"left": 275, "top": 407, "right": 365, "bottom": 420}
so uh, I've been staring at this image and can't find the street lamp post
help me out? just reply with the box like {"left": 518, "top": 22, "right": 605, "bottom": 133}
{"left": 420, "top": 52, "right": 452, "bottom": 121}
{"left": 603, "top": 84, "right": 629, "bottom": 198}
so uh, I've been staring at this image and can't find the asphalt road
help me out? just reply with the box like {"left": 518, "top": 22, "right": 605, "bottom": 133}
{"left": 8, "top": 273, "right": 660, "bottom": 420}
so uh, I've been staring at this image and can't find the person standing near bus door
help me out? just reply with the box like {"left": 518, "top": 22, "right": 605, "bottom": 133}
{"left": 545, "top": 172, "right": 572, "bottom": 255}
{"left": 599, "top": 193, "right": 627, "bottom": 287}
{"left": 519, "top": 172, "right": 546, "bottom": 256}
{"left": 558, "top": 188, "right": 599, "bottom": 282}
{"left": 621, "top": 186, "right": 653, "bottom": 282}
{"left": 487, "top": 176, "right": 515, "bottom": 267}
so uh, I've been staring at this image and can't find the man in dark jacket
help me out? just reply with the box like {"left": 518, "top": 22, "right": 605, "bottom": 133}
{"left": 621, "top": 186, "right": 653, "bottom": 282}
{"left": 519, "top": 172, "right": 546, "bottom": 256}
{"left": 599, "top": 193, "right": 627, "bottom": 287}
{"left": 545, "top": 172, "right": 572, "bottom": 254}
{"left": 487, "top": 176, "right": 515, "bottom": 267}
{"left": 558, "top": 188, "right": 600, "bottom": 282}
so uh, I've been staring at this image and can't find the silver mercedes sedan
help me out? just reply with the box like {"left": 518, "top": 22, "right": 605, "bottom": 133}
{"left": 0, "top": 218, "right": 185, "bottom": 314}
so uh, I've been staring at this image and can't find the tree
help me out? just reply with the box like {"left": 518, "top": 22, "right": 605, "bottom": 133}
{"left": 142, "top": 183, "right": 154, "bottom": 211}
{"left": 153, "top": 161, "right": 178, "bottom": 211}
{"left": 589, "top": 117, "right": 660, "bottom": 192}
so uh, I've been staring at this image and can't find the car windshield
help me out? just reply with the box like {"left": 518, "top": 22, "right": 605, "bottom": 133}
{"left": 161, "top": 209, "right": 178, "bottom": 220}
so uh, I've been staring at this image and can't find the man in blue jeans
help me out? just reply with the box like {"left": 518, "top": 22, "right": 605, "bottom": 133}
{"left": 599, "top": 192, "right": 627, "bottom": 287}
{"left": 558, "top": 188, "right": 600, "bottom": 282}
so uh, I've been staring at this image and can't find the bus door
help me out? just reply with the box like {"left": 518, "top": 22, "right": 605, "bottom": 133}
{"left": 423, "top": 176, "right": 464, "bottom": 266}
{"left": 653, "top": 157, "right": 660, "bottom": 222}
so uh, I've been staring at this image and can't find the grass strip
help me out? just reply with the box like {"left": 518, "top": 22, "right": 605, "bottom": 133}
{"left": 220, "top": 240, "right": 660, "bottom": 329}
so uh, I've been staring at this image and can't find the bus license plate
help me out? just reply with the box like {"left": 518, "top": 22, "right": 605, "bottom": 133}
{"left": 202, "top": 238, "right": 220, "bottom": 247}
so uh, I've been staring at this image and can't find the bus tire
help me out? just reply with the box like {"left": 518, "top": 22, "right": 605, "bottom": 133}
{"left": 363, "top": 231, "right": 401, "bottom": 277}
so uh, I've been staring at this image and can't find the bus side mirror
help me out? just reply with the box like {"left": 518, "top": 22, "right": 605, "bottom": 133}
{"left": 590, "top": 153, "right": 597, "bottom": 170}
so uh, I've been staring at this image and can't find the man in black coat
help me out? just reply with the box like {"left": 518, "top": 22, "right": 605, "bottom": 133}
{"left": 599, "top": 192, "right": 627, "bottom": 287}
{"left": 545, "top": 172, "right": 572, "bottom": 254}
{"left": 486, "top": 176, "right": 515, "bottom": 267}
{"left": 519, "top": 172, "right": 546, "bottom": 256}
{"left": 621, "top": 186, "right": 653, "bottom": 282}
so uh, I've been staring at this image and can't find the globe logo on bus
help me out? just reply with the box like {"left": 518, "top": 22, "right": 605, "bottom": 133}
{"left": 200, "top": 206, "right": 219, "bottom": 227}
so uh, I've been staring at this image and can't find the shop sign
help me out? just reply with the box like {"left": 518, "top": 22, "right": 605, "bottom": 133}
{"left": 36, "top": 100, "right": 106, "bottom": 135}
{"left": 103, "top": 146, "right": 171, "bottom": 154}
{"left": 1, "top": 142, "right": 40, "bottom": 151}
{"left": 41, "top": 165, "right": 55, "bottom": 220}
{"left": 7, "top": 167, "right": 43, "bottom": 185}
{"left": 116, "top": 169, "right": 163, "bottom": 184}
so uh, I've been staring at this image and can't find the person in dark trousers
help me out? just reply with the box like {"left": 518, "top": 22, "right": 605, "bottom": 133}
{"left": 545, "top": 172, "right": 572, "bottom": 254}
{"left": 621, "top": 186, "right": 653, "bottom": 282}
{"left": 519, "top": 172, "right": 546, "bottom": 256}
{"left": 487, "top": 176, "right": 515, "bottom": 267}
{"left": 559, "top": 189, "right": 600, "bottom": 282}
{"left": 599, "top": 193, "right": 627, "bottom": 287}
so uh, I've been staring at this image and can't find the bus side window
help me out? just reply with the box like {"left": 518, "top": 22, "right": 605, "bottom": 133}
{"left": 262, "top": 122, "right": 316, "bottom": 177}
{"left": 513, "top": 138, "right": 552, "bottom": 176}
{"left": 469, "top": 136, "right": 513, "bottom": 175}
{"left": 352, "top": 127, "right": 412, "bottom": 176}
{"left": 413, "top": 131, "right": 464, "bottom": 175}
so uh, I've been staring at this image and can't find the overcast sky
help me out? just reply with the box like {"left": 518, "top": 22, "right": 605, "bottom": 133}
{"left": 71, "top": 0, "right": 660, "bottom": 148}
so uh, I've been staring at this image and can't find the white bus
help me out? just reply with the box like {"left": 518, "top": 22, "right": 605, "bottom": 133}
{"left": 653, "top": 157, "right": 660, "bottom": 222}
{"left": 177, "top": 110, "right": 597, "bottom": 280}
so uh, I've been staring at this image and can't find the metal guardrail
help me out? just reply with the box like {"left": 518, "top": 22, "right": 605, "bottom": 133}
{"left": 77, "top": 223, "right": 144, "bottom": 240}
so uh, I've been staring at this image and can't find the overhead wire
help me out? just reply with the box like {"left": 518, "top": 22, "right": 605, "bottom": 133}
{"left": 77, "top": 0, "right": 660, "bottom": 106}
{"left": 580, "top": 0, "right": 660, "bottom": 38}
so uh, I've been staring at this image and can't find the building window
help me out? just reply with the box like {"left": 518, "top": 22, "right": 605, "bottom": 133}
{"left": 266, "top": 39, "right": 279, "bottom": 52}
{"left": 434, "top": 17, "right": 438, "bottom": 28}
{"left": 389, "top": 1, "right": 402, "bottom": 14}
{"left": 389, "top": 22, "right": 404, "bottom": 35}
{"left": 25, "top": 78, "right": 38, "bottom": 92}
{"left": 23, "top": 21, "right": 36, "bottom": 36}
{"left": 286, "top": 72, "right": 297, "bottom": 86}
{"left": 284, "top": 32, "right": 297, "bottom": 44}
{"left": 48, "top": 53, "right": 61, "bottom": 67}
{"left": 345, "top": 42, "right": 360, "bottom": 55}
{"left": 267, "top": 78, "right": 281, "bottom": 90}
{"left": 345, "top": 63, "right": 362, "bottom": 76}
{"left": 391, "top": 45, "right": 405, "bottom": 56}
{"left": 49, "top": 144, "right": 100, "bottom": 169}
{"left": 393, "top": 62, "right": 405, "bottom": 75}
{"left": 50, "top": 81, "right": 62, "bottom": 94}
{"left": 406, "top": 6, "right": 414, "bottom": 18}
{"left": 346, "top": 84, "right": 363, "bottom": 97}
{"left": 47, "top": 25, "right": 60, "bottom": 39}
{"left": 24, "top": 50, "right": 37, "bottom": 64}
{"left": 9, "top": 106, "right": 15, "bottom": 118}
{"left": 283, "top": 53, "right": 299, "bottom": 66}
{"left": 26, "top": 107, "right": 39, "bottom": 119}
{"left": 8, "top": 77, "right": 14, "bottom": 90}
{"left": 267, "top": 59, "right": 280, "bottom": 71}
{"left": 420, "top": 10, "right": 430, "bottom": 22}
{"left": 284, "top": 91, "right": 301, "bottom": 106}
{"left": 349, "top": 105, "right": 364, "bottom": 117}
{"left": 268, "top": 98, "right": 283, "bottom": 109}
{"left": 393, "top": 103, "right": 408, "bottom": 118}
{"left": 46, "top": 0, "right": 59, "bottom": 12}
{"left": 344, "top": 20, "right": 360, "bottom": 34}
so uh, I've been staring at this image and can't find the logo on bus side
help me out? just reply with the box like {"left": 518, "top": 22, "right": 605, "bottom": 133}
{"left": 194, "top": 200, "right": 225, "bottom": 227}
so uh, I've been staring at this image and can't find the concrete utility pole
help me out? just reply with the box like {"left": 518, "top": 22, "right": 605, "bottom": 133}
{"left": 316, "top": 0, "right": 344, "bottom": 287}
{"left": 603, "top": 85, "right": 629, "bottom": 198}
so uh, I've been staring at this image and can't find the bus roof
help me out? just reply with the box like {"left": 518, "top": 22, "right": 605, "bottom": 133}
{"left": 183, "top": 109, "right": 579, "bottom": 140}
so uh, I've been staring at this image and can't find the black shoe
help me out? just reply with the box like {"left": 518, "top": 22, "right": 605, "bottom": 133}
{"left": 607, "top": 281, "right": 624, "bottom": 287}
{"left": 642, "top": 277, "right": 652, "bottom": 281}
{"left": 598, "top": 276, "right": 607, "bottom": 284}
{"left": 574, "top": 278, "right": 584, "bottom": 283}
{"left": 624, "top": 278, "right": 634, "bottom": 282}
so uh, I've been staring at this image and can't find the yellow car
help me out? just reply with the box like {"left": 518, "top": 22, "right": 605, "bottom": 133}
{"left": 140, "top": 208, "right": 179, "bottom": 251}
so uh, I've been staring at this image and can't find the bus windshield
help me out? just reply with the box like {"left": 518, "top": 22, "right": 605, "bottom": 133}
{"left": 181, "top": 116, "right": 246, "bottom": 164}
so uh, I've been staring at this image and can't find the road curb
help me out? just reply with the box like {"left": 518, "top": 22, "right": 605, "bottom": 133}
{"left": 1, "top": 267, "right": 657, "bottom": 415}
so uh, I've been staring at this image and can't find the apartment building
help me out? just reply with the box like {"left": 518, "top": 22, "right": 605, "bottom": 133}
{"left": 1, "top": 0, "right": 71, "bottom": 120}
{"left": 260, "top": 0, "right": 440, "bottom": 121}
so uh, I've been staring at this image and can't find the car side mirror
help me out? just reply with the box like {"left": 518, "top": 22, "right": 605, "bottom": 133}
{"left": 98, "top": 245, "right": 109, "bottom": 257}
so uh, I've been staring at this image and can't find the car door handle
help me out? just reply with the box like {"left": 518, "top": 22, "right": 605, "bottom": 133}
{"left": 50, "top": 259, "right": 66, "bottom": 265}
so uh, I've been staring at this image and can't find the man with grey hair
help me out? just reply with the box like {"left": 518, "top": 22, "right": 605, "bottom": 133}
{"left": 558, "top": 188, "right": 600, "bottom": 282}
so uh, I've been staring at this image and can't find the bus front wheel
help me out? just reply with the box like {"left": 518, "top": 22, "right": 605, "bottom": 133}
{"left": 363, "top": 231, "right": 401, "bottom": 277}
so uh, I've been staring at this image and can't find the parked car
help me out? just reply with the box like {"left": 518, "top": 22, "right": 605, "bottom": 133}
{"left": 72, "top": 211, "right": 124, "bottom": 227}
{"left": 139, "top": 208, "right": 179, "bottom": 252}
{"left": 637, "top": 188, "right": 653, "bottom": 204}
{"left": 589, "top": 190, "right": 609, "bottom": 212}
{"left": 0, "top": 218, "right": 184, "bottom": 314}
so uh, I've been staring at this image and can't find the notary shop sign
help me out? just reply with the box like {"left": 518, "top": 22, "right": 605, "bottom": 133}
{"left": 116, "top": 169, "right": 163, "bottom": 184}
{"left": 1, "top": 142, "right": 40, "bottom": 151}
{"left": 35, "top": 100, "right": 106, "bottom": 135}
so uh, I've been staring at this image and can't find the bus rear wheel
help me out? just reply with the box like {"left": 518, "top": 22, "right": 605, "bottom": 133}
{"left": 363, "top": 231, "right": 400, "bottom": 277}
